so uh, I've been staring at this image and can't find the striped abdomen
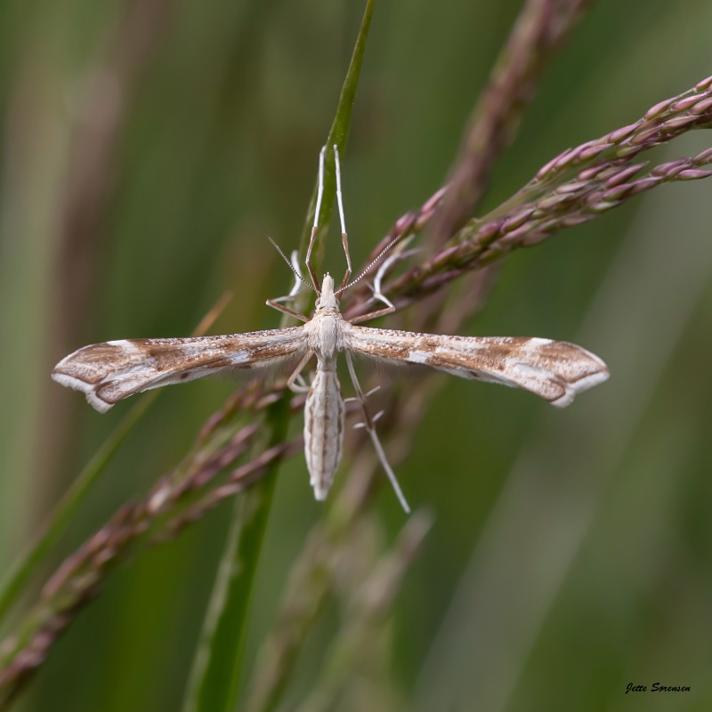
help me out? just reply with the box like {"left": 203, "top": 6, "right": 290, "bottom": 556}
{"left": 304, "top": 366, "right": 345, "bottom": 500}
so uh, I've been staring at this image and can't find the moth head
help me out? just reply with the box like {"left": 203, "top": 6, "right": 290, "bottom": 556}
{"left": 317, "top": 273, "right": 338, "bottom": 309}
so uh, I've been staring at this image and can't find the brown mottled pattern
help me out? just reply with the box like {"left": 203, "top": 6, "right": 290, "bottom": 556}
{"left": 52, "top": 327, "right": 307, "bottom": 409}
{"left": 344, "top": 326, "right": 608, "bottom": 406}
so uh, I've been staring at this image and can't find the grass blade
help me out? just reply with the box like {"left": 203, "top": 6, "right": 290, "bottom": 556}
{"left": 298, "top": 0, "right": 375, "bottom": 257}
{"left": 181, "top": 398, "right": 288, "bottom": 712}
{"left": 181, "top": 3, "right": 376, "bottom": 710}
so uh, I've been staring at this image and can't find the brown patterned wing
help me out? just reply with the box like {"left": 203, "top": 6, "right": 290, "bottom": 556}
{"left": 52, "top": 327, "right": 307, "bottom": 412}
{"left": 344, "top": 325, "right": 608, "bottom": 408}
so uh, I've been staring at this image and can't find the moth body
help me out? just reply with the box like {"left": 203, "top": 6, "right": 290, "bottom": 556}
{"left": 50, "top": 148, "right": 610, "bottom": 511}
{"left": 302, "top": 274, "right": 347, "bottom": 499}
{"left": 304, "top": 363, "right": 345, "bottom": 500}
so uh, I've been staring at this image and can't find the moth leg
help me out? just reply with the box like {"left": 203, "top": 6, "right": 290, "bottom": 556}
{"left": 286, "top": 351, "right": 314, "bottom": 393}
{"left": 305, "top": 145, "right": 327, "bottom": 293}
{"left": 353, "top": 409, "right": 384, "bottom": 428}
{"left": 293, "top": 373, "right": 309, "bottom": 391}
{"left": 265, "top": 299, "right": 309, "bottom": 323}
{"left": 349, "top": 303, "right": 396, "bottom": 325}
{"left": 344, "top": 384, "right": 380, "bottom": 405}
{"left": 344, "top": 351, "right": 410, "bottom": 513}
{"left": 372, "top": 238, "right": 418, "bottom": 305}
{"left": 333, "top": 144, "right": 353, "bottom": 290}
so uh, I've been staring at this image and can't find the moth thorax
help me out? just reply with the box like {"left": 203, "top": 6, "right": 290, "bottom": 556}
{"left": 316, "top": 314, "right": 340, "bottom": 359}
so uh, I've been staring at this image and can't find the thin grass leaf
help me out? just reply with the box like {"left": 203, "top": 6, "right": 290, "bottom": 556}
{"left": 298, "top": 0, "right": 376, "bottom": 260}
{"left": 181, "top": 4, "right": 376, "bottom": 711}
{"left": 181, "top": 397, "right": 289, "bottom": 712}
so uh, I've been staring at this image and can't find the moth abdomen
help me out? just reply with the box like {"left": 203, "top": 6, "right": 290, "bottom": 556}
{"left": 304, "top": 366, "right": 345, "bottom": 500}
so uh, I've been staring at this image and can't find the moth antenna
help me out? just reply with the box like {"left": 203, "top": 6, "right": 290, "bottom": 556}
{"left": 335, "top": 232, "right": 412, "bottom": 296}
{"left": 267, "top": 236, "right": 314, "bottom": 293}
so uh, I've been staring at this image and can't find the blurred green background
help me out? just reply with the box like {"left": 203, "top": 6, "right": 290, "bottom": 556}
{"left": 1, "top": 1, "right": 711, "bottom": 710}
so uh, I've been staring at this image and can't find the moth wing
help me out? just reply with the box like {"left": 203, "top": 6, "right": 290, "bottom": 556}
{"left": 52, "top": 326, "right": 307, "bottom": 412}
{"left": 344, "top": 325, "right": 608, "bottom": 407}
